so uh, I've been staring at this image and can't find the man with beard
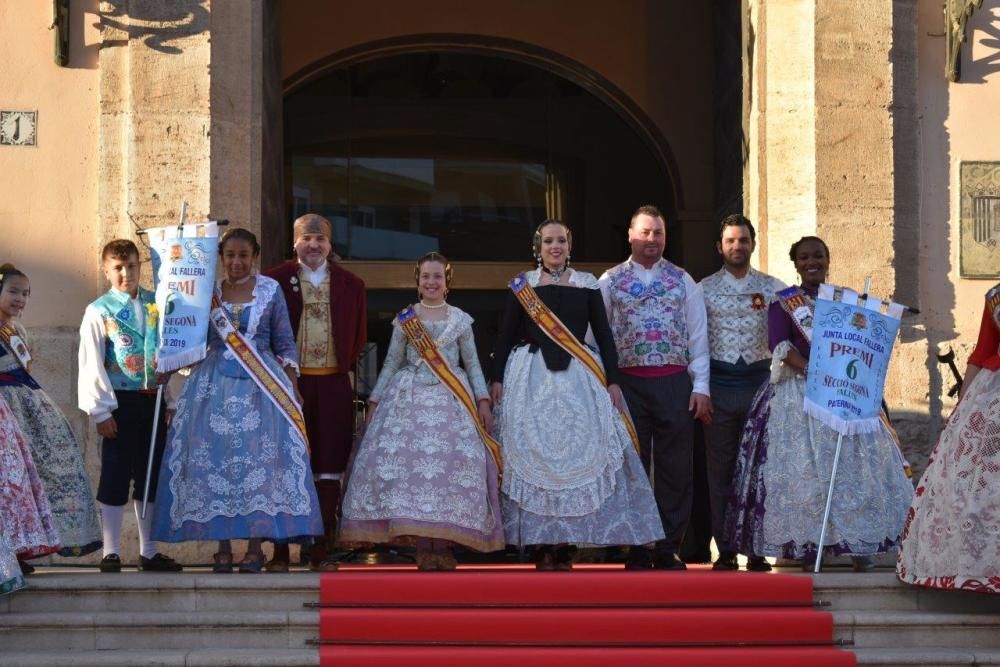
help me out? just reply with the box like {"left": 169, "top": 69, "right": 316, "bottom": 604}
{"left": 598, "top": 205, "right": 711, "bottom": 570}
{"left": 699, "top": 214, "right": 785, "bottom": 571}
{"left": 264, "top": 214, "right": 367, "bottom": 571}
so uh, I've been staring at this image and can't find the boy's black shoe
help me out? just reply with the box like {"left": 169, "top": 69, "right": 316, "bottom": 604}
{"left": 139, "top": 553, "right": 183, "bottom": 572}
{"left": 99, "top": 554, "right": 122, "bottom": 573}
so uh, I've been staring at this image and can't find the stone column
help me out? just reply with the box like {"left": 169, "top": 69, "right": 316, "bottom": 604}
{"left": 87, "top": 0, "right": 269, "bottom": 565}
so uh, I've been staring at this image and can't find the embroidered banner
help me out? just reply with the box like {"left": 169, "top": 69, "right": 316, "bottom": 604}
{"left": 804, "top": 284, "right": 904, "bottom": 435}
{"left": 396, "top": 306, "right": 503, "bottom": 472}
{"left": 149, "top": 222, "right": 219, "bottom": 372}
{"left": 509, "top": 273, "right": 641, "bottom": 454}
{"left": 987, "top": 282, "right": 1000, "bottom": 330}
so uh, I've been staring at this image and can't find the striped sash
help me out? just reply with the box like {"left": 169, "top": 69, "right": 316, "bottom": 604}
{"left": 988, "top": 283, "right": 1000, "bottom": 334}
{"left": 777, "top": 286, "right": 814, "bottom": 343}
{"left": 209, "top": 295, "right": 309, "bottom": 450}
{"left": 396, "top": 307, "right": 503, "bottom": 473}
{"left": 508, "top": 274, "right": 641, "bottom": 454}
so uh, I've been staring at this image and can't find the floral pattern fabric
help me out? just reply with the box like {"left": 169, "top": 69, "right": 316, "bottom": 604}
{"left": 605, "top": 260, "right": 689, "bottom": 368}
{"left": 0, "top": 396, "right": 60, "bottom": 559}
{"left": 0, "top": 339, "right": 101, "bottom": 557}
{"left": 897, "top": 367, "right": 1000, "bottom": 594}
{"left": 297, "top": 272, "right": 337, "bottom": 370}
{"left": 725, "top": 341, "right": 914, "bottom": 560}
{"left": 340, "top": 307, "right": 504, "bottom": 552}
{"left": 0, "top": 528, "right": 24, "bottom": 595}
{"left": 152, "top": 276, "right": 323, "bottom": 541}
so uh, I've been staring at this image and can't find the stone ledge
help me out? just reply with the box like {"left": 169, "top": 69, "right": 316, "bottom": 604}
{"left": 852, "top": 647, "right": 1000, "bottom": 665}
{"left": 0, "top": 649, "right": 318, "bottom": 667}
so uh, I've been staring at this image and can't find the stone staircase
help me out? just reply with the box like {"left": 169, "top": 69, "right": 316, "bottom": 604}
{"left": 0, "top": 568, "right": 997, "bottom": 666}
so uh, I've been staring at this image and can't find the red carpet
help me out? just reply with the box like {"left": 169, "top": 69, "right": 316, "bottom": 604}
{"left": 318, "top": 568, "right": 855, "bottom": 666}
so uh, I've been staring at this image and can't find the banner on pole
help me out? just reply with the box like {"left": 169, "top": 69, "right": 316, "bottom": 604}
{"left": 804, "top": 284, "right": 904, "bottom": 435}
{"left": 149, "top": 221, "right": 219, "bottom": 372}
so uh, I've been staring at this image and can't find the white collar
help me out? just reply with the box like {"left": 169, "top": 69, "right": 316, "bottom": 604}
{"left": 298, "top": 260, "right": 329, "bottom": 287}
{"left": 628, "top": 257, "right": 664, "bottom": 273}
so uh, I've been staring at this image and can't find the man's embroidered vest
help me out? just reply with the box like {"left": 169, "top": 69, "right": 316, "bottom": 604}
{"left": 297, "top": 270, "right": 338, "bottom": 370}
{"left": 92, "top": 288, "right": 158, "bottom": 390}
{"left": 606, "top": 261, "right": 690, "bottom": 368}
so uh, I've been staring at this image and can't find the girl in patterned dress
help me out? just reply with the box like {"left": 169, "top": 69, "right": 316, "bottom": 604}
{"left": 0, "top": 265, "right": 101, "bottom": 564}
{"left": 340, "top": 253, "right": 503, "bottom": 570}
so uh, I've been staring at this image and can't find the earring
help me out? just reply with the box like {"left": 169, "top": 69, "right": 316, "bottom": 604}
{"left": 566, "top": 254, "right": 571, "bottom": 267}
{"left": 535, "top": 255, "right": 542, "bottom": 269}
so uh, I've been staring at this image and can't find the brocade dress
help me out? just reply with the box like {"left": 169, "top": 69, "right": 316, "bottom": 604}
{"left": 339, "top": 306, "right": 504, "bottom": 552}
{"left": 152, "top": 276, "right": 323, "bottom": 542}
{"left": 492, "top": 270, "right": 664, "bottom": 547}
{"left": 897, "top": 294, "right": 1000, "bottom": 593}
{"left": 0, "top": 322, "right": 101, "bottom": 557}
{"left": 0, "top": 528, "right": 24, "bottom": 595}
{"left": 723, "top": 286, "right": 913, "bottom": 561}
{"left": 0, "top": 393, "right": 60, "bottom": 560}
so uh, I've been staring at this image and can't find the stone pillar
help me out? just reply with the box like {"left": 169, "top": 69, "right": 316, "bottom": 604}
{"left": 748, "top": 0, "right": 931, "bottom": 471}
{"left": 745, "top": 0, "right": 818, "bottom": 284}
{"left": 84, "top": 0, "right": 269, "bottom": 565}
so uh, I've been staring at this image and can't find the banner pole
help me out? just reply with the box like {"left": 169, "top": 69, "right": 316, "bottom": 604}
{"left": 814, "top": 431, "right": 844, "bottom": 573}
{"left": 140, "top": 201, "right": 187, "bottom": 519}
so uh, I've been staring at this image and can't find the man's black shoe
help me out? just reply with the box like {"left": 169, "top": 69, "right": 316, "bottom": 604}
{"left": 712, "top": 552, "right": 739, "bottom": 571}
{"left": 653, "top": 553, "right": 687, "bottom": 571}
{"left": 99, "top": 554, "right": 122, "bottom": 573}
{"left": 139, "top": 553, "right": 183, "bottom": 572}
{"left": 747, "top": 556, "right": 772, "bottom": 572}
{"left": 624, "top": 547, "right": 654, "bottom": 570}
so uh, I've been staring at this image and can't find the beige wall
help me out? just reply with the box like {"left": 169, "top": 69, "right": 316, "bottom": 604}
{"left": 918, "top": 0, "right": 1000, "bottom": 344}
{"left": 0, "top": 1, "right": 101, "bottom": 329}
{"left": 279, "top": 0, "right": 717, "bottom": 225}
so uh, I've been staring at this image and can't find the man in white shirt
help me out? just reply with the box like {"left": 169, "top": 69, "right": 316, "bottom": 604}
{"left": 598, "top": 205, "right": 711, "bottom": 570}
{"left": 700, "top": 214, "right": 785, "bottom": 571}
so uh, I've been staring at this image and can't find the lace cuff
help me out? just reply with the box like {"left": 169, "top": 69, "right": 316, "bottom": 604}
{"left": 278, "top": 356, "right": 300, "bottom": 376}
{"left": 770, "top": 340, "right": 802, "bottom": 384}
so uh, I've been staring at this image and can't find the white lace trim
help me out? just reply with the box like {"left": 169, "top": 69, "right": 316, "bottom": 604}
{"left": 525, "top": 269, "right": 599, "bottom": 289}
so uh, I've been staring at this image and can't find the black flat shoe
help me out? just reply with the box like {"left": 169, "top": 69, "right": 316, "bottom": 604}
{"left": 17, "top": 559, "right": 35, "bottom": 575}
{"left": 712, "top": 552, "right": 739, "bottom": 571}
{"left": 746, "top": 556, "right": 772, "bottom": 572}
{"left": 139, "top": 553, "right": 183, "bottom": 572}
{"left": 624, "top": 547, "right": 653, "bottom": 571}
{"left": 99, "top": 554, "right": 122, "bottom": 573}
{"left": 653, "top": 553, "right": 687, "bottom": 571}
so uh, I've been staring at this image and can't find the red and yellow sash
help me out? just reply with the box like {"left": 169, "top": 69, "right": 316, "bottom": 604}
{"left": 777, "top": 286, "right": 814, "bottom": 343}
{"left": 396, "top": 306, "right": 503, "bottom": 472}
{"left": 508, "top": 274, "right": 641, "bottom": 454}
{"left": 0, "top": 323, "right": 32, "bottom": 372}
{"left": 209, "top": 295, "right": 309, "bottom": 451}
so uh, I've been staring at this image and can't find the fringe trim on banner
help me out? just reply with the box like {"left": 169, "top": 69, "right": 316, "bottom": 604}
{"left": 802, "top": 396, "right": 882, "bottom": 436}
{"left": 156, "top": 344, "right": 206, "bottom": 374}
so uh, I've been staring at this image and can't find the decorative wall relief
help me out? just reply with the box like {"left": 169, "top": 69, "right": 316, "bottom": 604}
{"left": 960, "top": 162, "right": 1000, "bottom": 278}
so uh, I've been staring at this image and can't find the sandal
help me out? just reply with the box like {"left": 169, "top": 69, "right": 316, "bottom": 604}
{"left": 212, "top": 552, "right": 234, "bottom": 574}
{"left": 238, "top": 552, "right": 265, "bottom": 574}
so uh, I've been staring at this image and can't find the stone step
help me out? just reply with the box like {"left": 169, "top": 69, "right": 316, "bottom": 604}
{"left": 812, "top": 572, "right": 1000, "bottom": 613}
{"left": 852, "top": 647, "right": 1000, "bottom": 665}
{"left": 0, "top": 610, "right": 318, "bottom": 651}
{"left": 834, "top": 610, "right": 1000, "bottom": 649}
{"left": 0, "top": 571, "right": 320, "bottom": 613}
{"left": 0, "top": 649, "right": 318, "bottom": 667}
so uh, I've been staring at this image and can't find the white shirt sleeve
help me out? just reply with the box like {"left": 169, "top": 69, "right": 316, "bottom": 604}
{"left": 597, "top": 270, "right": 613, "bottom": 325}
{"left": 684, "top": 274, "right": 711, "bottom": 396}
{"left": 77, "top": 305, "right": 118, "bottom": 423}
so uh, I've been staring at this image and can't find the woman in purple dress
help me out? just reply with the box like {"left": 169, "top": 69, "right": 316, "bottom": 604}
{"left": 723, "top": 236, "right": 913, "bottom": 570}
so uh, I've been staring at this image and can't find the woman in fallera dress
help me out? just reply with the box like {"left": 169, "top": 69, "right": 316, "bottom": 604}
{"left": 490, "top": 220, "right": 664, "bottom": 570}
{"left": 897, "top": 284, "right": 1000, "bottom": 594}
{"left": 724, "top": 237, "right": 913, "bottom": 570}
{"left": 152, "top": 228, "right": 323, "bottom": 572}
{"left": 0, "top": 265, "right": 101, "bottom": 564}
{"left": 339, "top": 253, "right": 504, "bottom": 570}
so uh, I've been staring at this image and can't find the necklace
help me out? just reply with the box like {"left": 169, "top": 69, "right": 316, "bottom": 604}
{"left": 419, "top": 300, "right": 447, "bottom": 309}
{"left": 225, "top": 274, "right": 253, "bottom": 287}
{"left": 542, "top": 265, "right": 568, "bottom": 284}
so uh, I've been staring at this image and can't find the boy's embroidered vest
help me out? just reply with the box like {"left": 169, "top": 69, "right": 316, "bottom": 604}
{"left": 92, "top": 288, "right": 158, "bottom": 390}
{"left": 606, "top": 260, "right": 690, "bottom": 368}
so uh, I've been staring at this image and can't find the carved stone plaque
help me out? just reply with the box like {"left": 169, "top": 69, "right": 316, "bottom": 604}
{"left": 0, "top": 111, "right": 37, "bottom": 146}
{"left": 960, "top": 161, "right": 1000, "bottom": 278}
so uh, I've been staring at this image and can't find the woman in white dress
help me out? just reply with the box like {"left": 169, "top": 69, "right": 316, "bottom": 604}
{"left": 490, "top": 220, "right": 664, "bottom": 570}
